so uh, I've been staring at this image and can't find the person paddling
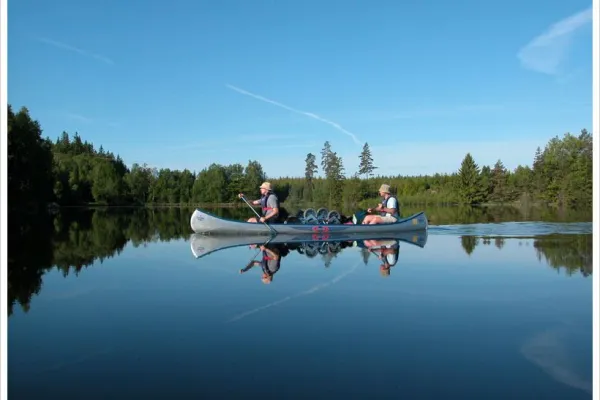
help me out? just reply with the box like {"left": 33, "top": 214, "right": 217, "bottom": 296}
{"left": 363, "top": 239, "right": 399, "bottom": 277}
{"left": 238, "top": 182, "right": 280, "bottom": 224}
{"left": 240, "top": 244, "right": 281, "bottom": 284}
{"left": 362, "top": 184, "right": 399, "bottom": 225}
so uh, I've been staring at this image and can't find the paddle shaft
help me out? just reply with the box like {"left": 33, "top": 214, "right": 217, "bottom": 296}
{"left": 240, "top": 196, "right": 276, "bottom": 235}
{"left": 245, "top": 235, "right": 275, "bottom": 267}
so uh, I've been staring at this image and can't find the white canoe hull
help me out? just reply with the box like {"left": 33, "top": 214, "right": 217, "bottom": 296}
{"left": 190, "top": 208, "right": 428, "bottom": 235}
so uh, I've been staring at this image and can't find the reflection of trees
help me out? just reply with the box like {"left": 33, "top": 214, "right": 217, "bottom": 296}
{"left": 459, "top": 233, "right": 592, "bottom": 277}
{"left": 7, "top": 206, "right": 308, "bottom": 316}
{"left": 10, "top": 205, "right": 592, "bottom": 317}
{"left": 533, "top": 235, "right": 593, "bottom": 277}
{"left": 7, "top": 211, "right": 55, "bottom": 315}
{"left": 460, "top": 236, "right": 479, "bottom": 256}
{"left": 8, "top": 207, "right": 198, "bottom": 317}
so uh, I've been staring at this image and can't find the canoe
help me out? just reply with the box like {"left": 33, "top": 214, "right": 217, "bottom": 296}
{"left": 190, "top": 229, "right": 429, "bottom": 259}
{"left": 190, "top": 208, "right": 428, "bottom": 235}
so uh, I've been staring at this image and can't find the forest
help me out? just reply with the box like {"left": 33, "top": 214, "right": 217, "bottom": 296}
{"left": 7, "top": 104, "right": 594, "bottom": 215}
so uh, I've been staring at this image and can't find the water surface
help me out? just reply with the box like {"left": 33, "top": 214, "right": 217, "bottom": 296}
{"left": 8, "top": 206, "right": 594, "bottom": 399}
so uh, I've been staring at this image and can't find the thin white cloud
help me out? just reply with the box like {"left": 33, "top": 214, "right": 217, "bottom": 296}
{"left": 37, "top": 37, "right": 114, "bottom": 65}
{"left": 226, "top": 84, "right": 363, "bottom": 145}
{"left": 517, "top": 6, "right": 592, "bottom": 75}
{"left": 65, "top": 113, "right": 92, "bottom": 123}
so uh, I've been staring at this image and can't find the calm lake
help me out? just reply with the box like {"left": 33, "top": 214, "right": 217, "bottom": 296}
{"left": 7, "top": 205, "right": 594, "bottom": 399}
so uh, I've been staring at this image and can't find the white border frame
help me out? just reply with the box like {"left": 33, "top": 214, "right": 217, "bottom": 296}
{"left": 0, "top": 1, "right": 598, "bottom": 400}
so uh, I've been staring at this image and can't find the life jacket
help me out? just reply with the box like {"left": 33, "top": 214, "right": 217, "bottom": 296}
{"left": 260, "top": 191, "right": 279, "bottom": 216}
{"left": 261, "top": 251, "right": 280, "bottom": 276}
{"left": 380, "top": 196, "right": 399, "bottom": 217}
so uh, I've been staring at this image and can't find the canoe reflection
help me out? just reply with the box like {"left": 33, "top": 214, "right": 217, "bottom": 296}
{"left": 190, "top": 230, "right": 427, "bottom": 279}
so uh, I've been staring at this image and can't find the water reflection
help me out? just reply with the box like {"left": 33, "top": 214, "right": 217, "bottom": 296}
{"left": 7, "top": 207, "right": 593, "bottom": 317}
{"left": 521, "top": 325, "right": 593, "bottom": 395}
{"left": 240, "top": 243, "right": 283, "bottom": 284}
{"left": 458, "top": 234, "right": 593, "bottom": 277}
{"left": 8, "top": 207, "right": 593, "bottom": 399}
{"left": 191, "top": 230, "right": 426, "bottom": 279}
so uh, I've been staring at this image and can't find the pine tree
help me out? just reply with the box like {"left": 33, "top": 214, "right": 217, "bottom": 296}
{"left": 358, "top": 142, "right": 377, "bottom": 178}
{"left": 456, "top": 153, "right": 485, "bottom": 204}
{"left": 304, "top": 153, "right": 318, "bottom": 202}
{"left": 490, "top": 159, "right": 508, "bottom": 202}
{"left": 326, "top": 151, "right": 345, "bottom": 206}
{"left": 320, "top": 141, "right": 333, "bottom": 177}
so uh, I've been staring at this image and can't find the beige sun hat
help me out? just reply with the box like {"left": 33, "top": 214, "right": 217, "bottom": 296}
{"left": 378, "top": 184, "right": 391, "bottom": 194}
{"left": 259, "top": 182, "right": 272, "bottom": 191}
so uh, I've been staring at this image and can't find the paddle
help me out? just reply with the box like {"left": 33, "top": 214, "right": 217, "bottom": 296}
{"left": 239, "top": 195, "right": 277, "bottom": 236}
{"left": 242, "top": 235, "right": 275, "bottom": 272}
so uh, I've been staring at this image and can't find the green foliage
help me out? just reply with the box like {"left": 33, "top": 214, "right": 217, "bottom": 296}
{"left": 7, "top": 105, "right": 55, "bottom": 213}
{"left": 6, "top": 104, "right": 594, "bottom": 212}
{"left": 456, "top": 153, "right": 486, "bottom": 204}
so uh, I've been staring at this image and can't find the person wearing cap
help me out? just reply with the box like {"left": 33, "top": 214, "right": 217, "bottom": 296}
{"left": 238, "top": 182, "right": 280, "bottom": 223}
{"left": 362, "top": 183, "right": 399, "bottom": 224}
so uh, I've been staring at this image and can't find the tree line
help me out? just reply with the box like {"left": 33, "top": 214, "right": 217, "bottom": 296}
{"left": 7, "top": 104, "right": 593, "bottom": 214}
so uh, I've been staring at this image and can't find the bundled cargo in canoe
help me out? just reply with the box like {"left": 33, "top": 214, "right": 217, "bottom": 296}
{"left": 190, "top": 208, "right": 428, "bottom": 235}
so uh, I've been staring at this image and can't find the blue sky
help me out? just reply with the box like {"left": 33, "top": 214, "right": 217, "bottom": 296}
{"left": 8, "top": 0, "right": 593, "bottom": 178}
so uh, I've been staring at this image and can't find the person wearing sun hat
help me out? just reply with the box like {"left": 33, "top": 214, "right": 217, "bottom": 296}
{"left": 378, "top": 242, "right": 399, "bottom": 277}
{"left": 361, "top": 238, "right": 400, "bottom": 276}
{"left": 361, "top": 183, "right": 399, "bottom": 224}
{"left": 238, "top": 182, "right": 280, "bottom": 223}
{"left": 239, "top": 244, "right": 282, "bottom": 284}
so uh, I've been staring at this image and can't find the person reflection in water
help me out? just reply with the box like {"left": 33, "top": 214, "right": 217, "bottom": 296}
{"left": 240, "top": 244, "right": 282, "bottom": 284}
{"left": 363, "top": 239, "right": 399, "bottom": 277}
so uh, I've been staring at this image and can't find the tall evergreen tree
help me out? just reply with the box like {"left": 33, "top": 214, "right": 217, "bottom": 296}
{"left": 490, "top": 159, "right": 508, "bottom": 202}
{"left": 326, "top": 151, "right": 346, "bottom": 205}
{"left": 358, "top": 142, "right": 377, "bottom": 178}
{"left": 304, "top": 153, "right": 318, "bottom": 180}
{"left": 320, "top": 141, "right": 333, "bottom": 177}
{"left": 304, "top": 152, "right": 318, "bottom": 202}
{"left": 456, "top": 153, "right": 485, "bottom": 204}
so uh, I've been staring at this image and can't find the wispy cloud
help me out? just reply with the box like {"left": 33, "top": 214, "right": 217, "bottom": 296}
{"left": 65, "top": 113, "right": 92, "bottom": 123}
{"left": 37, "top": 37, "right": 114, "bottom": 65}
{"left": 517, "top": 6, "right": 592, "bottom": 75}
{"left": 226, "top": 84, "right": 363, "bottom": 145}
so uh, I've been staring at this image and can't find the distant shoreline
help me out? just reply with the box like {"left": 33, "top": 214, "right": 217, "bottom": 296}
{"left": 50, "top": 200, "right": 560, "bottom": 209}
